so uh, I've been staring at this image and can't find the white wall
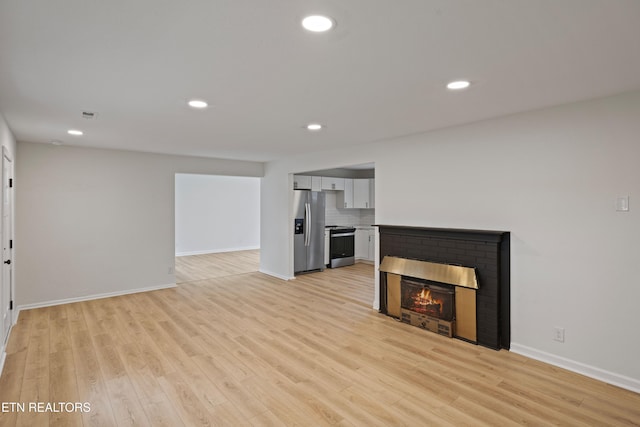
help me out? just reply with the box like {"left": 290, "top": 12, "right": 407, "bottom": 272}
{"left": 175, "top": 174, "right": 260, "bottom": 256}
{"left": 16, "top": 142, "right": 263, "bottom": 307}
{"left": 0, "top": 113, "right": 17, "bottom": 159}
{"left": 260, "top": 90, "right": 640, "bottom": 391}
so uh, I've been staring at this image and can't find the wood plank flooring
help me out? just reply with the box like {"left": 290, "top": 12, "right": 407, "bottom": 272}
{"left": 2, "top": 255, "right": 640, "bottom": 426}
{"left": 175, "top": 250, "right": 260, "bottom": 283}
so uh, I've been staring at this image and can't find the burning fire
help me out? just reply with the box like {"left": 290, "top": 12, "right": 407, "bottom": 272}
{"left": 412, "top": 288, "right": 443, "bottom": 316}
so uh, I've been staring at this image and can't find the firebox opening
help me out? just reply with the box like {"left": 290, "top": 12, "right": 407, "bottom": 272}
{"left": 401, "top": 278, "right": 455, "bottom": 322}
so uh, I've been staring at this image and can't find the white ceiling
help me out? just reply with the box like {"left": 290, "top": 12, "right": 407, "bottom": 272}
{"left": 1, "top": 1, "right": 639, "bottom": 162}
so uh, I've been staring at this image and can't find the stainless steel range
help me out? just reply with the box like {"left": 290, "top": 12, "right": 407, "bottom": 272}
{"left": 327, "top": 226, "right": 355, "bottom": 268}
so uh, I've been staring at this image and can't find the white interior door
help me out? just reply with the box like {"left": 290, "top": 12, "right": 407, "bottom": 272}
{"left": 1, "top": 147, "right": 13, "bottom": 346}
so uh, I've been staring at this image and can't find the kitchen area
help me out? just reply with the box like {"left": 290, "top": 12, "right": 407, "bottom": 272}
{"left": 292, "top": 164, "right": 376, "bottom": 275}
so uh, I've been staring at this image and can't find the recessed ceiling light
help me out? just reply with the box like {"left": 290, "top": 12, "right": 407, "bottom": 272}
{"left": 188, "top": 99, "right": 208, "bottom": 109}
{"left": 302, "top": 15, "right": 334, "bottom": 32}
{"left": 67, "top": 129, "right": 83, "bottom": 136}
{"left": 447, "top": 80, "right": 471, "bottom": 90}
{"left": 307, "top": 123, "right": 323, "bottom": 131}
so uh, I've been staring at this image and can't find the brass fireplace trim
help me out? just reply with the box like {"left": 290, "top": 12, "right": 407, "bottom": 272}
{"left": 379, "top": 256, "right": 478, "bottom": 289}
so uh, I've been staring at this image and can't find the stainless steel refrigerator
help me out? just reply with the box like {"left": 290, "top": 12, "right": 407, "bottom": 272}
{"left": 293, "top": 190, "right": 326, "bottom": 274}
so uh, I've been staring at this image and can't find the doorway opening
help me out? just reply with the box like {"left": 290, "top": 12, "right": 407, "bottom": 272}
{"left": 292, "top": 162, "right": 377, "bottom": 307}
{"left": 174, "top": 174, "right": 260, "bottom": 283}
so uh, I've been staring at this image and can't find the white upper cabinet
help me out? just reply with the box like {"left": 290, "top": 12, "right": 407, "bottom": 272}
{"left": 353, "top": 178, "right": 374, "bottom": 209}
{"left": 336, "top": 178, "right": 375, "bottom": 209}
{"left": 311, "top": 176, "right": 322, "bottom": 191}
{"left": 353, "top": 179, "right": 371, "bottom": 208}
{"left": 321, "top": 177, "right": 345, "bottom": 191}
{"left": 338, "top": 179, "right": 354, "bottom": 208}
{"left": 293, "top": 175, "right": 311, "bottom": 190}
{"left": 293, "top": 175, "right": 322, "bottom": 191}
{"left": 295, "top": 174, "right": 374, "bottom": 209}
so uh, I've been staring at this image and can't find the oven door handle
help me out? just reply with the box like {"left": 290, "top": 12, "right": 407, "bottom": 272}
{"left": 331, "top": 232, "right": 355, "bottom": 238}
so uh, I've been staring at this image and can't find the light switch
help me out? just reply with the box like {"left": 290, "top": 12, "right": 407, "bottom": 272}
{"left": 616, "top": 196, "right": 629, "bottom": 212}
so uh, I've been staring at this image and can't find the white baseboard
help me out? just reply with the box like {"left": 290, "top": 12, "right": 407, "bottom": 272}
{"left": 510, "top": 343, "right": 640, "bottom": 394}
{"left": 16, "top": 283, "right": 177, "bottom": 312}
{"left": 0, "top": 350, "right": 5, "bottom": 379}
{"left": 0, "top": 308, "right": 19, "bottom": 378}
{"left": 258, "top": 269, "right": 294, "bottom": 281}
{"left": 176, "top": 246, "right": 260, "bottom": 257}
{"left": 0, "top": 307, "right": 17, "bottom": 378}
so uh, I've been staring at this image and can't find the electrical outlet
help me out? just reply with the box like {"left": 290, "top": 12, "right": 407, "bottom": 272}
{"left": 553, "top": 327, "right": 565, "bottom": 342}
{"left": 168, "top": 266, "right": 174, "bottom": 275}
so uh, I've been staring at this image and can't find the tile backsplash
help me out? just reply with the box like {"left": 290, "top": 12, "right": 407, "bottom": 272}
{"left": 324, "top": 191, "right": 375, "bottom": 226}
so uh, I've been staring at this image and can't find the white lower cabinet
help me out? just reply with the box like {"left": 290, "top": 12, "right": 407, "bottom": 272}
{"left": 355, "top": 229, "right": 368, "bottom": 260}
{"left": 355, "top": 227, "right": 375, "bottom": 261}
{"left": 324, "top": 229, "right": 330, "bottom": 266}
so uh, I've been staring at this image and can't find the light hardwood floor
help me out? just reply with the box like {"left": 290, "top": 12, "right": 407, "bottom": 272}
{"left": 1, "top": 255, "right": 640, "bottom": 426}
{"left": 175, "top": 250, "right": 260, "bottom": 283}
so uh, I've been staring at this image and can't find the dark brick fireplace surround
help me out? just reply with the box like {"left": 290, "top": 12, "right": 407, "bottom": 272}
{"left": 378, "top": 225, "right": 510, "bottom": 350}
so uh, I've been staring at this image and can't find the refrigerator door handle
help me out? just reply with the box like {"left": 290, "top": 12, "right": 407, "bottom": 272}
{"left": 305, "top": 202, "right": 311, "bottom": 246}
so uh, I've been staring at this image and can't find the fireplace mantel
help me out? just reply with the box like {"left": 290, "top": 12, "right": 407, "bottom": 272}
{"left": 377, "top": 225, "right": 510, "bottom": 350}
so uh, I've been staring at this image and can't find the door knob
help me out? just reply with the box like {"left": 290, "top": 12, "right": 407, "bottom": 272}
{"left": 3, "top": 260, "right": 10, "bottom": 265}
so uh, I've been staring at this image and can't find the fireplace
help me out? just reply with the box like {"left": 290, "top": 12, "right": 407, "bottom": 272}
{"left": 378, "top": 226, "right": 510, "bottom": 350}
{"left": 380, "top": 255, "right": 479, "bottom": 342}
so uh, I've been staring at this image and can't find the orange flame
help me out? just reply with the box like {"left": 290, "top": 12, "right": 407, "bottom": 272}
{"left": 412, "top": 289, "right": 444, "bottom": 316}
